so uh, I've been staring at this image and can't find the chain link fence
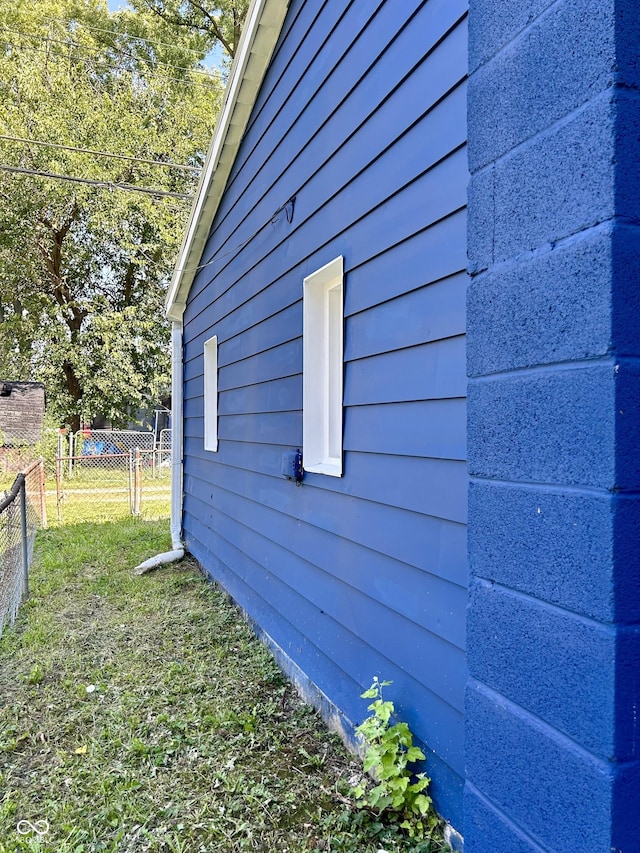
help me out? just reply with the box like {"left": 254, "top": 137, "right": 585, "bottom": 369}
{"left": 1, "top": 428, "right": 172, "bottom": 633}
{"left": 53, "top": 430, "right": 171, "bottom": 524}
{"left": 0, "top": 459, "right": 46, "bottom": 639}
{"left": 158, "top": 429, "right": 172, "bottom": 475}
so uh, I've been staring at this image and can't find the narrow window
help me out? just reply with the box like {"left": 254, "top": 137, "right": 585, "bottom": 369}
{"left": 203, "top": 335, "right": 218, "bottom": 452}
{"left": 303, "top": 256, "right": 344, "bottom": 476}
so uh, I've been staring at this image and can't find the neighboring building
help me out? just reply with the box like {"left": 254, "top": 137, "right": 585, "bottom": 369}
{"left": 0, "top": 381, "right": 45, "bottom": 446}
{"left": 166, "top": 1, "right": 640, "bottom": 850}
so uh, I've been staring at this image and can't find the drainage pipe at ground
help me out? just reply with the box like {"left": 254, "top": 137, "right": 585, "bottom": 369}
{"left": 135, "top": 321, "right": 185, "bottom": 574}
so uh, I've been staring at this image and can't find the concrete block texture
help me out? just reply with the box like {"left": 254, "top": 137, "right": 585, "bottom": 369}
{"left": 466, "top": 2, "right": 640, "bottom": 850}
{"left": 612, "top": 223, "right": 640, "bottom": 355}
{"left": 468, "top": 0, "right": 556, "bottom": 72}
{"left": 615, "top": 627, "right": 640, "bottom": 762}
{"left": 613, "top": 497, "right": 640, "bottom": 623}
{"left": 468, "top": 0, "right": 617, "bottom": 172}
{"left": 468, "top": 362, "right": 616, "bottom": 488}
{"left": 468, "top": 93, "right": 616, "bottom": 269}
{"left": 466, "top": 680, "right": 616, "bottom": 853}
{"left": 615, "top": 0, "right": 640, "bottom": 89}
{"left": 612, "top": 760, "right": 640, "bottom": 852}
{"left": 467, "top": 224, "right": 614, "bottom": 377}
{"left": 615, "top": 88, "right": 640, "bottom": 219}
{"left": 469, "top": 481, "right": 617, "bottom": 621}
{"left": 615, "top": 359, "right": 640, "bottom": 490}
{"left": 464, "top": 785, "right": 555, "bottom": 853}
{"left": 467, "top": 579, "right": 616, "bottom": 758}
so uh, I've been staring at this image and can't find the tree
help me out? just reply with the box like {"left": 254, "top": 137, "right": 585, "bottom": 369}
{"left": 0, "top": 0, "right": 232, "bottom": 431}
{"left": 130, "top": 0, "right": 250, "bottom": 61}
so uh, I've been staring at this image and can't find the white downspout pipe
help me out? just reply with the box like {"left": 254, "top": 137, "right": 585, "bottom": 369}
{"left": 135, "top": 320, "right": 185, "bottom": 574}
{"left": 169, "top": 320, "right": 184, "bottom": 552}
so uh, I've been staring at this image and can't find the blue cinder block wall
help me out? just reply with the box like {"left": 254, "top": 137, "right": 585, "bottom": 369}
{"left": 466, "top": 1, "right": 640, "bottom": 851}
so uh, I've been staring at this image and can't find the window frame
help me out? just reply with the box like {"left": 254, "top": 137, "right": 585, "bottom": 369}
{"left": 203, "top": 334, "right": 218, "bottom": 452}
{"left": 302, "top": 256, "right": 344, "bottom": 477}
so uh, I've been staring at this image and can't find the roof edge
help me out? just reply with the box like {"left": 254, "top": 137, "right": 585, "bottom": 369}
{"left": 165, "top": 0, "right": 290, "bottom": 322}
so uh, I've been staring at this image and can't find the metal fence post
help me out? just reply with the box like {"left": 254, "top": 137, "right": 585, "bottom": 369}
{"left": 133, "top": 448, "right": 141, "bottom": 516}
{"left": 39, "top": 458, "right": 47, "bottom": 530}
{"left": 19, "top": 476, "right": 29, "bottom": 600}
{"left": 128, "top": 449, "right": 133, "bottom": 514}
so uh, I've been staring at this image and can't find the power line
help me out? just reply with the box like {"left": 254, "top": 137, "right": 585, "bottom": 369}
{"left": 0, "top": 134, "right": 202, "bottom": 173}
{"left": 0, "top": 38, "right": 219, "bottom": 90}
{"left": 51, "top": 16, "right": 213, "bottom": 62}
{"left": 0, "top": 25, "right": 219, "bottom": 79}
{"left": 0, "top": 162, "right": 193, "bottom": 199}
{"left": 172, "top": 198, "right": 296, "bottom": 277}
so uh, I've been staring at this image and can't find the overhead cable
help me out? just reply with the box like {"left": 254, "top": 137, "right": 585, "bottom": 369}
{"left": 0, "top": 134, "right": 202, "bottom": 173}
{"left": 0, "top": 163, "right": 193, "bottom": 199}
{"left": 0, "top": 38, "right": 218, "bottom": 89}
{"left": 0, "top": 25, "right": 218, "bottom": 78}
{"left": 50, "top": 17, "right": 212, "bottom": 61}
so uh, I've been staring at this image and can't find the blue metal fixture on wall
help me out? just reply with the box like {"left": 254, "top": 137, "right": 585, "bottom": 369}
{"left": 281, "top": 449, "right": 303, "bottom": 485}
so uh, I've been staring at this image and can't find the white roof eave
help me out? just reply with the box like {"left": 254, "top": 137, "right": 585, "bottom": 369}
{"left": 165, "top": 0, "right": 290, "bottom": 322}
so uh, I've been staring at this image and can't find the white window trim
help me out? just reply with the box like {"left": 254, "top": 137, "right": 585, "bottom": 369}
{"left": 303, "top": 256, "right": 344, "bottom": 477}
{"left": 203, "top": 334, "right": 218, "bottom": 452}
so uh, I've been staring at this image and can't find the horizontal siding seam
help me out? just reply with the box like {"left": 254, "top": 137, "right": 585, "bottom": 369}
{"left": 184, "top": 440, "right": 467, "bottom": 467}
{"left": 188, "top": 480, "right": 467, "bottom": 598}
{"left": 185, "top": 506, "right": 450, "bottom": 672}
{"left": 187, "top": 253, "right": 468, "bottom": 358}
{"left": 214, "top": 5, "right": 468, "bottom": 252}
{"left": 199, "top": 88, "right": 468, "bottom": 293}
{"left": 346, "top": 265, "right": 468, "bottom": 322}
{"left": 240, "top": 0, "right": 316, "bottom": 135}
{"left": 346, "top": 332, "right": 467, "bottom": 369}
{"left": 228, "top": 0, "right": 376, "bottom": 198}
{"left": 191, "top": 323, "right": 467, "bottom": 376}
{"left": 189, "top": 495, "right": 466, "bottom": 646}
{"left": 186, "top": 141, "right": 468, "bottom": 334}
{"left": 184, "top": 202, "right": 467, "bottom": 336}
{"left": 184, "top": 459, "right": 466, "bottom": 537}
{"left": 182, "top": 514, "right": 364, "bottom": 688}
{"left": 184, "top": 504, "right": 467, "bottom": 715}
{"left": 346, "top": 395, "right": 466, "bottom": 408}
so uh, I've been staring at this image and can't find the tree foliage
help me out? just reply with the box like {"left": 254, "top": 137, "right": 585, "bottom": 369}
{"left": 0, "top": 0, "right": 241, "bottom": 430}
{"left": 130, "top": 0, "right": 250, "bottom": 61}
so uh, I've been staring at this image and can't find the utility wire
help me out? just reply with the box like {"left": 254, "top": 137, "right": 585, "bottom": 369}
{"left": 51, "top": 17, "right": 213, "bottom": 62}
{"left": 171, "top": 198, "right": 296, "bottom": 277}
{"left": 0, "top": 162, "right": 193, "bottom": 199}
{"left": 0, "top": 134, "right": 202, "bottom": 173}
{"left": 0, "top": 25, "right": 218, "bottom": 78}
{"left": 0, "top": 39, "right": 218, "bottom": 89}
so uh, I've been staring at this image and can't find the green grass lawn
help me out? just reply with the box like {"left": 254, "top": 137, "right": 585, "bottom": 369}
{"left": 0, "top": 519, "right": 452, "bottom": 853}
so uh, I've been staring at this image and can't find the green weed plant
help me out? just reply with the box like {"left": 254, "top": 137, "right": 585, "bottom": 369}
{"left": 350, "top": 677, "right": 442, "bottom": 846}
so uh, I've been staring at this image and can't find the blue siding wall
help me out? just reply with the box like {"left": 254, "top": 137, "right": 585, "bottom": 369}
{"left": 466, "top": 1, "right": 640, "bottom": 850}
{"left": 181, "top": 0, "right": 468, "bottom": 827}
